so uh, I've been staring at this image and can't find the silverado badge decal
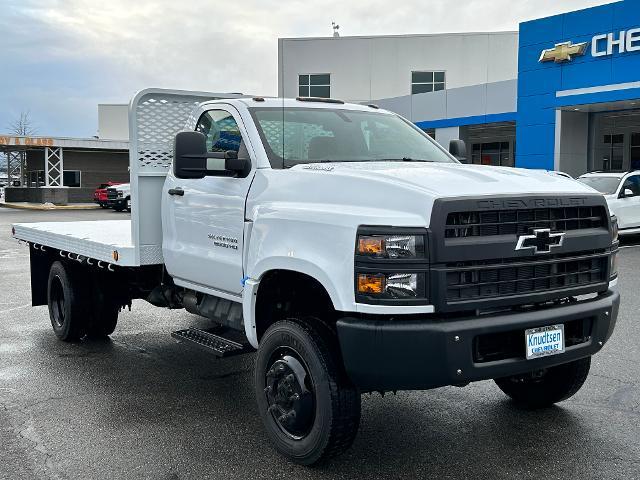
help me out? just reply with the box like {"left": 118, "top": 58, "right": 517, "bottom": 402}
{"left": 303, "top": 164, "right": 334, "bottom": 172}
{"left": 515, "top": 228, "right": 565, "bottom": 255}
{"left": 208, "top": 233, "right": 239, "bottom": 250}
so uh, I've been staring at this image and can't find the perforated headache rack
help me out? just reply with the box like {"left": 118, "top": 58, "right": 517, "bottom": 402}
{"left": 128, "top": 88, "right": 245, "bottom": 265}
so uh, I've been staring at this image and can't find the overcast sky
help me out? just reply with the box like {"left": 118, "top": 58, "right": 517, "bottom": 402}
{"left": 0, "top": 0, "right": 611, "bottom": 138}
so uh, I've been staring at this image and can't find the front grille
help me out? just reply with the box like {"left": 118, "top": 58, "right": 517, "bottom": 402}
{"left": 445, "top": 251, "right": 608, "bottom": 302}
{"left": 445, "top": 206, "right": 607, "bottom": 238}
{"left": 106, "top": 188, "right": 118, "bottom": 200}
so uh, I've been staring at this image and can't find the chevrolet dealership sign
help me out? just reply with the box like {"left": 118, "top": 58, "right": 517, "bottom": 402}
{"left": 540, "top": 28, "right": 640, "bottom": 63}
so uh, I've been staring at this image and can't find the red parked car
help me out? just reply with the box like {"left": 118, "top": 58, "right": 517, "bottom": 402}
{"left": 94, "top": 181, "right": 122, "bottom": 208}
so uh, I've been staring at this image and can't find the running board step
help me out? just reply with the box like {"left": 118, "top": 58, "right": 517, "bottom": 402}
{"left": 171, "top": 328, "right": 253, "bottom": 358}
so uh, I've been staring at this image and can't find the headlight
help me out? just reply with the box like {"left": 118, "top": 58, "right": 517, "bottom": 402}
{"left": 357, "top": 272, "right": 423, "bottom": 299}
{"left": 611, "top": 215, "right": 619, "bottom": 243}
{"left": 356, "top": 234, "right": 424, "bottom": 259}
{"left": 355, "top": 228, "right": 429, "bottom": 304}
{"left": 117, "top": 191, "right": 124, "bottom": 198}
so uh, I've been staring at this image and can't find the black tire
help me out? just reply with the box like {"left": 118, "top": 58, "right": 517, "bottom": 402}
{"left": 99, "top": 203, "right": 109, "bottom": 209}
{"left": 495, "top": 357, "right": 591, "bottom": 409}
{"left": 255, "top": 318, "right": 361, "bottom": 465}
{"left": 47, "top": 261, "right": 87, "bottom": 342}
{"left": 85, "top": 288, "right": 119, "bottom": 339}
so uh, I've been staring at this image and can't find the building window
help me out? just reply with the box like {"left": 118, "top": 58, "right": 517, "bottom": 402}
{"left": 63, "top": 170, "right": 81, "bottom": 188}
{"left": 411, "top": 71, "right": 445, "bottom": 94}
{"left": 422, "top": 128, "right": 436, "bottom": 139}
{"left": 299, "top": 74, "right": 330, "bottom": 98}
{"left": 471, "top": 142, "right": 513, "bottom": 167}
{"left": 29, "top": 170, "right": 45, "bottom": 187}
{"left": 632, "top": 133, "right": 640, "bottom": 170}
{"left": 602, "top": 134, "right": 624, "bottom": 171}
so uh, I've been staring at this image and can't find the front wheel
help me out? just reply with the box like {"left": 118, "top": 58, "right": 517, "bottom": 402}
{"left": 494, "top": 357, "right": 591, "bottom": 409}
{"left": 255, "top": 318, "right": 361, "bottom": 465}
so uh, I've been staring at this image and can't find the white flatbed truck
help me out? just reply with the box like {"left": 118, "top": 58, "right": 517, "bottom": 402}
{"left": 13, "top": 89, "right": 620, "bottom": 465}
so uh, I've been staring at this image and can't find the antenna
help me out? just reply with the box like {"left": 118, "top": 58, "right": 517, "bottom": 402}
{"left": 332, "top": 21, "right": 340, "bottom": 37}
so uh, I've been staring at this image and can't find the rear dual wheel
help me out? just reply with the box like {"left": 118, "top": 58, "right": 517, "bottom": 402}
{"left": 255, "top": 318, "right": 361, "bottom": 465}
{"left": 47, "top": 261, "right": 119, "bottom": 341}
{"left": 48, "top": 261, "right": 86, "bottom": 341}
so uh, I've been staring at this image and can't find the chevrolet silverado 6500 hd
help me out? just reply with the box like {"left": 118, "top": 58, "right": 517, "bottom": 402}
{"left": 12, "top": 89, "right": 620, "bottom": 465}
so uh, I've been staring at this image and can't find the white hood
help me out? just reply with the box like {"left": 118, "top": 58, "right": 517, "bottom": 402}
{"left": 291, "top": 162, "right": 597, "bottom": 198}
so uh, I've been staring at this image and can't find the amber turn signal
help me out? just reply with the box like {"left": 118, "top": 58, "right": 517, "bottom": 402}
{"left": 358, "top": 236, "right": 384, "bottom": 255}
{"left": 357, "top": 273, "right": 385, "bottom": 294}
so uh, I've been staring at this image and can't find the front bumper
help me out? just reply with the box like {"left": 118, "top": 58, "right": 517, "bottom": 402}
{"left": 107, "top": 198, "right": 126, "bottom": 209}
{"left": 336, "top": 289, "right": 620, "bottom": 392}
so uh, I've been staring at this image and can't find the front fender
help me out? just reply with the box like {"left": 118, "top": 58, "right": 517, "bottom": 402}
{"left": 246, "top": 214, "right": 356, "bottom": 312}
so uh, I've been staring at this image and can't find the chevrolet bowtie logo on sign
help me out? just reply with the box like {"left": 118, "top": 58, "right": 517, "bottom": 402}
{"left": 515, "top": 229, "right": 565, "bottom": 255}
{"left": 539, "top": 41, "right": 589, "bottom": 63}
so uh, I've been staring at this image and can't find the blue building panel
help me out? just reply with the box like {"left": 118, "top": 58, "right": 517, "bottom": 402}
{"left": 519, "top": 15, "right": 564, "bottom": 48}
{"left": 415, "top": 112, "right": 517, "bottom": 130}
{"left": 561, "top": 4, "right": 614, "bottom": 38}
{"left": 515, "top": 154, "right": 554, "bottom": 171}
{"left": 516, "top": 94, "right": 556, "bottom": 127}
{"left": 613, "top": 0, "right": 639, "bottom": 29}
{"left": 517, "top": 124, "right": 556, "bottom": 156}
{"left": 611, "top": 54, "right": 640, "bottom": 84}
{"left": 560, "top": 58, "right": 613, "bottom": 90}
{"left": 518, "top": 68, "right": 562, "bottom": 98}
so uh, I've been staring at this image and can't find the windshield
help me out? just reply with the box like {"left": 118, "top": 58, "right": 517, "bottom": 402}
{"left": 249, "top": 107, "right": 456, "bottom": 168}
{"left": 577, "top": 176, "right": 621, "bottom": 195}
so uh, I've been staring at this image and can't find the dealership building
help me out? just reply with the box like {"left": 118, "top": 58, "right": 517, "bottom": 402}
{"left": 1, "top": 105, "right": 129, "bottom": 204}
{"left": 279, "top": 0, "right": 640, "bottom": 177}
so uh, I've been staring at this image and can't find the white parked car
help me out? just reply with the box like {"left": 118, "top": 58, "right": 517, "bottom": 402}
{"left": 578, "top": 171, "right": 640, "bottom": 235}
{"left": 106, "top": 183, "right": 131, "bottom": 212}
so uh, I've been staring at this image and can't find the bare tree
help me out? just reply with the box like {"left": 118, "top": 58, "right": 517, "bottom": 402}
{"left": 1, "top": 111, "right": 37, "bottom": 179}
{"left": 9, "top": 111, "right": 37, "bottom": 136}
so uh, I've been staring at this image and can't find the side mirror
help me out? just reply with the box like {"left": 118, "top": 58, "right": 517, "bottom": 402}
{"left": 449, "top": 139, "right": 467, "bottom": 163}
{"left": 173, "top": 131, "right": 247, "bottom": 179}
{"left": 621, "top": 188, "right": 635, "bottom": 198}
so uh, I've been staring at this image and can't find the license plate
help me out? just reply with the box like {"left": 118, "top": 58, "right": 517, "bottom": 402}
{"left": 525, "top": 324, "right": 565, "bottom": 360}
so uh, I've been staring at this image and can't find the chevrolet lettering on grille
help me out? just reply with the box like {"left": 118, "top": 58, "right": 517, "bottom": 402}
{"left": 515, "top": 228, "right": 565, "bottom": 254}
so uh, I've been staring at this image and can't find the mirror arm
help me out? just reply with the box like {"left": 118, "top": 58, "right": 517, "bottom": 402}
{"left": 226, "top": 157, "right": 248, "bottom": 171}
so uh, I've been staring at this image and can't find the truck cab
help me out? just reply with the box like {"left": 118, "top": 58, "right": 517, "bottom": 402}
{"left": 12, "top": 89, "right": 620, "bottom": 466}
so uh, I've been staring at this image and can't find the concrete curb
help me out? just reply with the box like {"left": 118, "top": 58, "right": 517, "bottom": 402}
{"left": 0, "top": 202, "right": 101, "bottom": 211}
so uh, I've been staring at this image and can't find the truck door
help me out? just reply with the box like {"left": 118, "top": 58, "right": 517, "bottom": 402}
{"left": 163, "top": 106, "right": 255, "bottom": 295}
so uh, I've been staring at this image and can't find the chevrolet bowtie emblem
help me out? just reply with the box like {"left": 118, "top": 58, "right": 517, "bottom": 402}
{"left": 515, "top": 229, "right": 565, "bottom": 255}
{"left": 539, "top": 41, "right": 589, "bottom": 63}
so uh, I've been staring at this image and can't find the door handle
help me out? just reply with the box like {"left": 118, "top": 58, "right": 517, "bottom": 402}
{"left": 168, "top": 188, "right": 184, "bottom": 196}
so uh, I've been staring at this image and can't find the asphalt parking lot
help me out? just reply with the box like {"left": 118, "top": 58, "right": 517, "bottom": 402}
{"left": 0, "top": 207, "right": 639, "bottom": 480}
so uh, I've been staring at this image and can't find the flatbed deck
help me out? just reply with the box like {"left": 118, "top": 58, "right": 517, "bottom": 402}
{"left": 13, "top": 220, "right": 138, "bottom": 266}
